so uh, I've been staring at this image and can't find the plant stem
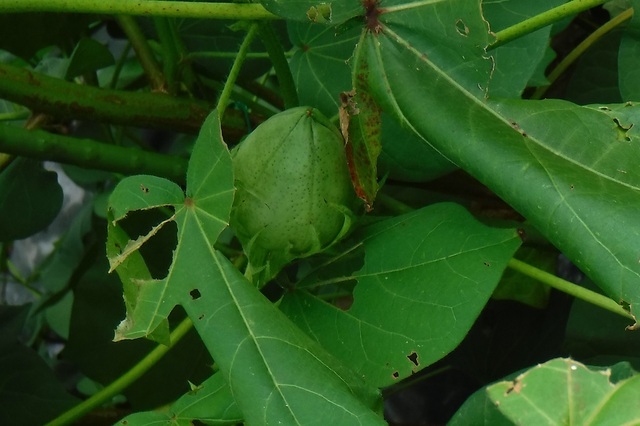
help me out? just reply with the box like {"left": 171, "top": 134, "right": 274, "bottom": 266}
{"left": 1, "top": 1, "right": 278, "bottom": 20}
{"left": 45, "top": 317, "right": 194, "bottom": 426}
{"left": 0, "top": 125, "right": 188, "bottom": 183}
{"left": 531, "top": 7, "right": 633, "bottom": 100}
{"left": 154, "top": 17, "right": 181, "bottom": 94}
{"left": 507, "top": 258, "right": 635, "bottom": 321}
{"left": 0, "top": 61, "right": 210, "bottom": 133}
{"left": 116, "top": 15, "right": 167, "bottom": 91}
{"left": 489, "top": 0, "right": 610, "bottom": 50}
{"left": 216, "top": 22, "right": 260, "bottom": 118}
{"left": 258, "top": 22, "right": 299, "bottom": 110}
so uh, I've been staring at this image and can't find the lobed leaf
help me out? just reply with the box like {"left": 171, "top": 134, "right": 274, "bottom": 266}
{"left": 280, "top": 203, "right": 521, "bottom": 387}
{"left": 356, "top": 0, "right": 640, "bottom": 323}
{"left": 108, "top": 110, "right": 383, "bottom": 423}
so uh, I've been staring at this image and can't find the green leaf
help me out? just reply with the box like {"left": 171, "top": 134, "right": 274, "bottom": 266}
{"left": 451, "top": 358, "right": 640, "bottom": 425}
{"left": 280, "top": 203, "right": 521, "bottom": 387}
{"left": 288, "top": 20, "right": 455, "bottom": 184}
{"left": 109, "top": 110, "right": 383, "bottom": 423}
{"left": 377, "top": 115, "right": 457, "bottom": 182}
{"left": 0, "top": 158, "right": 63, "bottom": 242}
{"left": 108, "top": 175, "right": 184, "bottom": 223}
{"left": 288, "top": 21, "right": 359, "bottom": 116}
{"left": 190, "top": 252, "right": 384, "bottom": 424}
{"left": 356, "top": 0, "right": 640, "bottom": 323}
{"left": 488, "top": 358, "right": 640, "bottom": 425}
{"left": 168, "top": 373, "right": 241, "bottom": 424}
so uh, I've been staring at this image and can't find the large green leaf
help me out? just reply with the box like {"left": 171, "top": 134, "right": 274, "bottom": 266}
{"left": 355, "top": 0, "right": 640, "bottom": 323}
{"left": 451, "top": 358, "right": 640, "bottom": 425}
{"left": 280, "top": 203, "right": 521, "bottom": 388}
{"left": 108, "top": 110, "right": 384, "bottom": 424}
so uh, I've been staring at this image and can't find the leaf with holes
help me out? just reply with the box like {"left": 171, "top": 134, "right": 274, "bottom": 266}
{"left": 356, "top": 0, "right": 640, "bottom": 324}
{"left": 280, "top": 203, "right": 521, "bottom": 387}
{"left": 108, "top": 110, "right": 384, "bottom": 423}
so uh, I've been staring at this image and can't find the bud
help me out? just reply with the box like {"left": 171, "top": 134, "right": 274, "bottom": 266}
{"left": 231, "top": 107, "right": 357, "bottom": 284}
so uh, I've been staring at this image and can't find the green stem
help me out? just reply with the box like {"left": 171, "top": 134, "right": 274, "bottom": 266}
{"left": 507, "top": 258, "right": 635, "bottom": 321}
{"left": 216, "top": 22, "right": 260, "bottom": 118}
{"left": 489, "top": 0, "right": 611, "bottom": 50}
{"left": 531, "top": 7, "right": 633, "bottom": 100}
{"left": 258, "top": 22, "right": 299, "bottom": 110}
{"left": 154, "top": 16, "right": 181, "bottom": 94}
{"left": 0, "top": 61, "right": 209, "bottom": 133}
{"left": 0, "top": 125, "right": 188, "bottom": 183}
{"left": 45, "top": 318, "right": 194, "bottom": 426}
{"left": 116, "top": 15, "right": 167, "bottom": 91}
{"left": 1, "top": 1, "right": 278, "bottom": 20}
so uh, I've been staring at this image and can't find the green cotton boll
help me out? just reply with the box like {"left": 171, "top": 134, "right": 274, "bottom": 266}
{"left": 231, "top": 106, "right": 357, "bottom": 285}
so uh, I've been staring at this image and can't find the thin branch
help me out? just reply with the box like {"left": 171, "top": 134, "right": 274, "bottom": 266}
{"left": 508, "top": 258, "right": 635, "bottom": 324}
{"left": 116, "top": 15, "right": 167, "bottom": 91}
{"left": 216, "top": 23, "right": 260, "bottom": 118}
{"left": 489, "top": 0, "right": 611, "bottom": 50}
{"left": 258, "top": 21, "right": 299, "bottom": 109}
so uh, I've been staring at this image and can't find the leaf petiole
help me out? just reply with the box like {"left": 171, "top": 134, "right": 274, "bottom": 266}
{"left": 216, "top": 22, "right": 260, "bottom": 118}
{"left": 507, "top": 258, "right": 635, "bottom": 324}
{"left": 489, "top": 0, "right": 611, "bottom": 50}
